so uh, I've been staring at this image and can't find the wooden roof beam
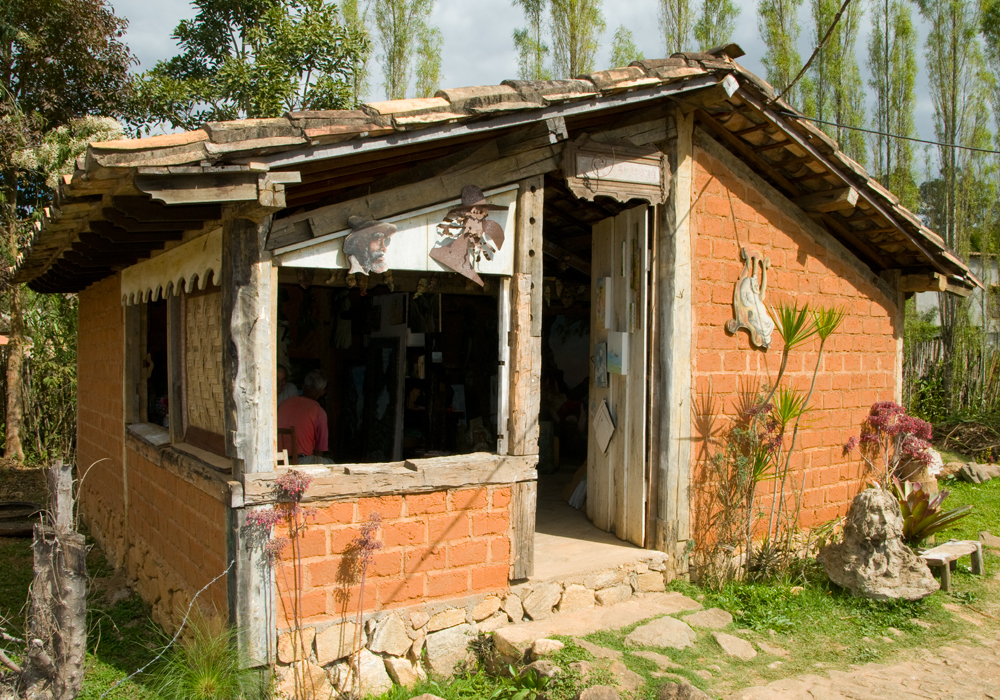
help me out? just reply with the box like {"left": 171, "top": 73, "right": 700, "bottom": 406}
{"left": 794, "top": 186, "right": 859, "bottom": 213}
{"left": 900, "top": 272, "right": 948, "bottom": 293}
{"left": 543, "top": 239, "right": 591, "bottom": 276}
{"left": 112, "top": 196, "right": 223, "bottom": 223}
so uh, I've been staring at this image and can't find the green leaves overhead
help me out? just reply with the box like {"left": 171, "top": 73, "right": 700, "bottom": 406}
{"left": 136, "top": 0, "right": 369, "bottom": 133}
{"left": 610, "top": 25, "right": 644, "bottom": 67}
{"left": 551, "top": 0, "right": 606, "bottom": 78}
{"left": 374, "top": 0, "right": 435, "bottom": 101}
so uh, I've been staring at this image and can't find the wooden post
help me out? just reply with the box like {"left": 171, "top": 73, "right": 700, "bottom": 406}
{"left": 167, "top": 289, "right": 184, "bottom": 444}
{"left": 222, "top": 211, "right": 276, "bottom": 666}
{"left": 510, "top": 480, "right": 536, "bottom": 579}
{"left": 650, "top": 107, "right": 694, "bottom": 577}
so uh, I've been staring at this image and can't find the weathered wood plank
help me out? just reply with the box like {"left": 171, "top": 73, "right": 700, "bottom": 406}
{"left": 515, "top": 176, "right": 545, "bottom": 337}
{"left": 510, "top": 480, "right": 537, "bottom": 580}
{"left": 610, "top": 209, "right": 629, "bottom": 541}
{"left": 793, "top": 186, "right": 859, "bottom": 213}
{"left": 624, "top": 205, "right": 648, "bottom": 547}
{"left": 588, "top": 216, "right": 614, "bottom": 532}
{"left": 497, "top": 278, "right": 511, "bottom": 456}
{"left": 167, "top": 292, "right": 184, "bottom": 444}
{"left": 507, "top": 273, "right": 541, "bottom": 456}
{"left": 242, "top": 453, "right": 538, "bottom": 504}
{"left": 900, "top": 272, "right": 947, "bottom": 293}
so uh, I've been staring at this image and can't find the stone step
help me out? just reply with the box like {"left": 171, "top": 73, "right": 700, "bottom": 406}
{"left": 492, "top": 591, "right": 702, "bottom": 661}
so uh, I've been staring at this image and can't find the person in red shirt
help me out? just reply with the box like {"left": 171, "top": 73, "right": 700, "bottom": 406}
{"left": 278, "top": 369, "right": 330, "bottom": 463}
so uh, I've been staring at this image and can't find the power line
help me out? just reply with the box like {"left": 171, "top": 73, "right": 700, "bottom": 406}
{"left": 776, "top": 111, "right": 1000, "bottom": 156}
{"left": 774, "top": 0, "right": 854, "bottom": 103}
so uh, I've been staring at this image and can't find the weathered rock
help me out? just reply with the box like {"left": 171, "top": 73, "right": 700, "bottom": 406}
{"left": 425, "top": 623, "right": 476, "bottom": 677}
{"left": 577, "top": 685, "right": 621, "bottom": 700}
{"left": 275, "top": 661, "right": 332, "bottom": 699}
{"left": 370, "top": 612, "right": 411, "bottom": 656}
{"left": 503, "top": 593, "right": 524, "bottom": 622}
{"left": 314, "top": 621, "right": 362, "bottom": 665}
{"left": 427, "top": 607, "right": 467, "bottom": 632}
{"left": 635, "top": 572, "right": 667, "bottom": 593}
{"left": 559, "top": 584, "right": 596, "bottom": 612}
{"left": 523, "top": 582, "right": 563, "bottom": 620}
{"left": 632, "top": 650, "right": 682, "bottom": 669}
{"left": 410, "top": 694, "right": 448, "bottom": 700}
{"left": 958, "top": 462, "right": 993, "bottom": 484}
{"left": 328, "top": 659, "right": 355, "bottom": 694}
{"left": 658, "top": 680, "right": 712, "bottom": 699}
{"left": 472, "top": 596, "right": 503, "bottom": 621}
{"left": 479, "top": 610, "right": 510, "bottom": 632}
{"left": 525, "top": 659, "right": 562, "bottom": 678}
{"left": 357, "top": 649, "right": 394, "bottom": 696}
{"left": 817, "top": 489, "right": 939, "bottom": 601}
{"left": 584, "top": 569, "right": 624, "bottom": 590}
{"left": 713, "top": 631, "right": 757, "bottom": 660}
{"left": 607, "top": 659, "right": 645, "bottom": 693}
{"left": 625, "top": 617, "right": 696, "bottom": 650}
{"left": 277, "top": 627, "right": 315, "bottom": 663}
{"left": 595, "top": 584, "right": 632, "bottom": 607}
{"left": 575, "top": 638, "right": 622, "bottom": 659}
{"left": 685, "top": 608, "right": 733, "bottom": 629}
{"left": 411, "top": 630, "right": 426, "bottom": 658}
{"left": 411, "top": 610, "right": 430, "bottom": 630}
{"left": 531, "top": 638, "right": 565, "bottom": 659}
{"left": 570, "top": 660, "right": 593, "bottom": 677}
{"left": 385, "top": 655, "right": 427, "bottom": 687}
{"left": 981, "top": 531, "right": 1000, "bottom": 549}
{"left": 755, "top": 641, "right": 789, "bottom": 657}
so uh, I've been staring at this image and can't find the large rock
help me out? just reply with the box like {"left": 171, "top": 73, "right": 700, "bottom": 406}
{"left": 277, "top": 627, "right": 315, "bottom": 663}
{"left": 817, "top": 489, "right": 939, "bottom": 601}
{"left": 559, "top": 584, "right": 596, "bottom": 612}
{"left": 314, "top": 621, "right": 362, "bottom": 665}
{"left": 685, "top": 608, "right": 732, "bottom": 630}
{"left": 625, "top": 617, "right": 696, "bottom": 650}
{"left": 385, "top": 655, "right": 427, "bottom": 687}
{"left": 958, "top": 462, "right": 995, "bottom": 484}
{"left": 427, "top": 608, "right": 467, "bottom": 632}
{"left": 981, "top": 531, "right": 1000, "bottom": 549}
{"left": 577, "top": 686, "right": 621, "bottom": 700}
{"left": 658, "top": 680, "right": 712, "bottom": 700}
{"left": 712, "top": 631, "right": 757, "bottom": 660}
{"left": 425, "top": 623, "right": 476, "bottom": 677}
{"left": 595, "top": 585, "right": 632, "bottom": 607}
{"left": 357, "top": 649, "right": 394, "bottom": 697}
{"left": 370, "top": 613, "right": 411, "bottom": 656}
{"left": 523, "top": 582, "right": 563, "bottom": 620}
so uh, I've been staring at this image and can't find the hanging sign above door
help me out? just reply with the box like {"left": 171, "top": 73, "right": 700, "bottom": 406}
{"left": 563, "top": 136, "right": 666, "bottom": 204}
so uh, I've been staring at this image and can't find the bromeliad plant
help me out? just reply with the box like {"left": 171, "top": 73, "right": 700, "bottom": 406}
{"left": 890, "top": 478, "right": 971, "bottom": 547}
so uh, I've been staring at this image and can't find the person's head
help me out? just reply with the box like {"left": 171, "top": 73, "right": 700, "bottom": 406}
{"left": 469, "top": 205, "right": 489, "bottom": 222}
{"left": 302, "top": 369, "right": 328, "bottom": 399}
{"left": 277, "top": 365, "right": 289, "bottom": 393}
{"left": 344, "top": 218, "right": 396, "bottom": 274}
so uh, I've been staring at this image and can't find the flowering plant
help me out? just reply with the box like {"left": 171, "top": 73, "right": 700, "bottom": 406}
{"left": 844, "top": 401, "right": 935, "bottom": 488}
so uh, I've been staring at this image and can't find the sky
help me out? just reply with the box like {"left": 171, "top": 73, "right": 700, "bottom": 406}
{"left": 108, "top": 0, "right": 938, "bottom": 150}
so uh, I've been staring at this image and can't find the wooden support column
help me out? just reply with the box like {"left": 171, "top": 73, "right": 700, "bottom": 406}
{"left": 651, "top": 107, "right": 694, "bottom": 577}
{"left": 222, "top": 210, "right": 276, "bottom": 666}
{"left": 166, "top": 289, "right": 184, "bottom": 444}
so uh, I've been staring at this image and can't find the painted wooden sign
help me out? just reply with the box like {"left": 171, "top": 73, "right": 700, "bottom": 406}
{"left": 563, "top": 138, "right": 665, "bottom": 204}
{"left": 274, "top": 184, "right": 518, "bottom": 278}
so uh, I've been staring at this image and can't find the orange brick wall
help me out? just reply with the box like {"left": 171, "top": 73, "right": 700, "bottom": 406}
{"left": 690, "top": 144, "right": 902, "bottom": 534}
{"left": 77, "top": 276, "right": 127, "bottom": 565}
{"left": 275, "top": 486, "right": 512, "bottom": 629}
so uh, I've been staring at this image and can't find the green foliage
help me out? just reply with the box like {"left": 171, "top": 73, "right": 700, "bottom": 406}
{"left": 135, "top": 0, "right": 367, "bottom": 132}
{"left": 149, "top": 619, "right": 269, "bottom": 700}
{"left": 694, "top": 0, "right": 739, "bottom": 50}
{"left": 773, "top": 387, "right": 806, "bottom": 430}
{"left": 757, "top": 0, "right": 803, "bottom": 103}
{"left": 342, "top": 0, "right": 374, "bottom": 102}
{"left": 13, "top": 115, "right": 123, "bottom": 189}
{"left": 891, "top": 478, "right": 972, "bottom": 545}
{"left": 771, "top": 299, "right": 817, "bottom": 351}
{"left": 374, "top": 0, "right": 435, "bottom": 100}
{"left": 659, "top": 0, "right": 694, "bottom": 54}
{"left": 513, "top": 0, "right": 552, "bottom": 81}
{"left": 609, "top": 25, "right": 644, "bottom": 67}
{"left": 550, "top": 0, "right": 605, "bottom": 78}
{"left": 414, "top": 23, "right": 444, "bottom": 98}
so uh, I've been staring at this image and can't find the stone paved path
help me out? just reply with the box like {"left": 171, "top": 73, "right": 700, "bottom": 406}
{"left": 725, "top": 637, "right": 1000, "bottom": 699}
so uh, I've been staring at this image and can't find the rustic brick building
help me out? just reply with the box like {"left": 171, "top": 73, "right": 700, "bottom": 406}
{"left": 13, "top": 44, "right": 977, "bottom": 688}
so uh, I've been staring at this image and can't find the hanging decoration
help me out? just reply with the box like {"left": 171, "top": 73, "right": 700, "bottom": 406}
{"left": 725, "top": 246, "right": 775, "bottom": 349}
{"left": 343, "top": 215, "right": 398, "bottom": 275}
{"left": 430, "top": 185, "right": 507, "bottom": 286}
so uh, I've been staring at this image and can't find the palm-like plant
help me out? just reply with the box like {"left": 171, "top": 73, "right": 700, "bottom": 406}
{"left": 891, "top": 478, "right": 972, "bottom": 546}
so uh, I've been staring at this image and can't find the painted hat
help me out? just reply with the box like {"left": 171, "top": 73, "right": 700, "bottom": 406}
{"left": 346, "top": 215, "right": 397, "bottom": 237}
{"left": 449, "top": 185, "right": 507, "bottom": 213}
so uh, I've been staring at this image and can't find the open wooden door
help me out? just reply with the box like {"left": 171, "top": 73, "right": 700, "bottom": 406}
{"left": 587, "top": 204, "right": 649, "bottom": 546}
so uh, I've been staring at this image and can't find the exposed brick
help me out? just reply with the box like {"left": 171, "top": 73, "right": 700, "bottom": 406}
{"left": 491, "top": 487, "right": 512, "bottom": 510}
{"left": 472, "top": 512, "right": 509, "bottom": 537}
{"left": 471, "top": 565, "right": 509, "bottom": 591}
{"left": 382, "top": 519, "right": 427, "bottom": 548}
{"left": 451, "top": 488, "right": 488, "bottom": 511}
{"left": 296, "top": 527, "right": 329, "bottom": 558}
{"left": 359, "top": 495, "right": 404, "bottom": 520}
{"left": 428, "top": 513, "right": 470, "bottom": 541}
{"left": 404, "top": 546, "right": 447, "bottom": 573}
{"left": 450, "top": 540, "right": 489, "bottom": 567}
{"left": 427, "top": 570, "right": 470, "bottom": 597}
{"left": 380, "top": 573, "right": 425, "bottom": 606}
{"left": 405, "top": 491, "right": 448, "bottom": 516}
{"left": 313, "top": 502, "right": 355, "bottom": 525}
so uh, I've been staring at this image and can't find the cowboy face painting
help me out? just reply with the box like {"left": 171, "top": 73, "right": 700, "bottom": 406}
{"left": 344, "top": 216, "right": 397, "bottom": 275}
{"left": 430, "top": 185, "right": 507, "bottom": 286}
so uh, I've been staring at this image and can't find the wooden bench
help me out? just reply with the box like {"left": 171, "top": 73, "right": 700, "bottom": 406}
{"left": 919, "top": 540, "right": 984, "bottom": 591}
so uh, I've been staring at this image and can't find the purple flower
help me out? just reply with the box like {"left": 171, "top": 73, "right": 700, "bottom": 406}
{"left": 843, "top": 436, "right": 858, "bottom": 457}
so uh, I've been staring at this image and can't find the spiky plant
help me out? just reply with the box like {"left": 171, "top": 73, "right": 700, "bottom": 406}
{"left": 891, "top": 478, "right": 972, "bottom": 546}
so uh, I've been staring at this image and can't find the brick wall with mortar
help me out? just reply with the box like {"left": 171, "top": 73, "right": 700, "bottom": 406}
{"left": 689, "top": 142, "right": 902, "bottom": 535}
{"left": 274, "top": 486, "right": 513, "bottom": 631}
{"left": 77, "top": 274, "right": 229, "bottom": 631}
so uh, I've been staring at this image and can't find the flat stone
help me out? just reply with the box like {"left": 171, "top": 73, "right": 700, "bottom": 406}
{"left": 694, "top": 669, "right": 713, "bottom": 679}
{"left": 575, "top": 638, "right": 622, "bottom": 660}
{"left": 427, "top": 608, "right": 467, "bottom": 632}
{"left": 276, "top": 661, "right": 332, "bottom": 699}
{"left": 569, "top": 660, "right": 592, "bottom": 677}
{"left": 504, "top": 593, "right": 525, "bottom": 622}
{"left": 525, "top": 659, "right": 561, "bottom": 678}
{"left": 472, "top": 596, "right": 503, "bottom": 621}
{"left": 531, "top": 638, "right": 565, "bottom": 659}
{"left": 370, "top": 612, "right": 411, "bottom": 656}
{"left": 685, "top": 608, "right": 733, "bottom": 629}
{"left": 578, "top": 686, "right": 621, "bottom": 700}
{"left": 658, "top": 680, "right": 712, "bottom": 700}
{"left": 606, "top": 659, "right": 644, "bottom": 693}
{"left": 385, "top": 654, "right": 427, "bottom": 687}
{"left": 411, "top": 695, "right": 447, "bottom": 700}
{"left": 910, "top": 618, "right": 932, "bottom": 629}
{"left": 524, "top": 582, "right": 563, "bottom": 620}
{"left": 886, "top": 627, "right": 905, "bottom": 637}
{"left": 585, "top": 569, "right": 624, "bottom": 590}
{"left": 635, "top": 572, "right": 666, "bottom": 592}
{"left": 756, "top": 641, "right": 789, "bottom": 657}
{"left": 560, "top": 584, "right": 596, "bottom": 612}
{"left": 981, "top": 531, "right": 1000, "bottom": 549}
{"left": 314, "top": 621, "right": 362, "bottom": 665}
{"left": 633, "top": 650, "right": 682, "bottom": 669}
{"left": 479, "top": 611, "right": 510, "bottom": 632}
{"left": 714, "top": 632, "right": 757, "bottom": 660}
{"left": 410, "top": 631, "right": 426, "bottom": 658}
{"left": 492, "top": 592, "right": 700, "bottom": 660}
{"left": 358, "top": 649, "right": 394, "bottom": 696}
{"left": 277, "top": 627, "right": 315, "bottom": 663}
{"left": 959, "top": 462, "right": 992, "bottom": 483}
{"left": 425, "top": 623, "right": 476, "bottom": 677}
{"left": 626, "top": 617, "right": 697, "bottom": 650}
{"left": 595, "top": 584, "right": 632, "bottom": 607}
{"left": 411, "top": 611, "right": 430, "bottom": 630}
{"left": 767, "top": 660, "right": 783, "bottom": 669}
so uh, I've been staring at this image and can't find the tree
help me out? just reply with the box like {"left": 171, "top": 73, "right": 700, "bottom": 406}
{"left": 343, "top": 0, "right": 374, "bottom": 102}
{"left": 610, "top": 25, "right": 644, "bottom": 67}
{"left": 137, "top": 0, "right": 368, "bottom": 132}
{"left": 660, "top": 0, "right": 694, "bottom": 53}
{"left": 513, "top": 0, "right": 552, "bottom": 80}
{"left": 551, "top": 0, "right": 606, "bottom": 78}
{"left": 758, "top": 0, "right": 804, "bottom": 104}
{"left": 801, "top": 0, "right": 867, "bottom": 164}
{"left": 1, "top": 0, "right": 134, "bottom": 462}
{"left": 374, "top": 0, "right": 435, "bottom": 100}
{"left": 866, "top": 0, "right": 918, "bottom": 207}
{"left": 694, "top": 0, "right": 740, "bottom": 50}
{"left": 414, "top": 24, "right": 443, "bottom": 97}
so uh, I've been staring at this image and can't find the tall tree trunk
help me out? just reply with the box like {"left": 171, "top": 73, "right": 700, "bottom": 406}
{"left": 6, "top": 284, "right": 24, "bottom": 462}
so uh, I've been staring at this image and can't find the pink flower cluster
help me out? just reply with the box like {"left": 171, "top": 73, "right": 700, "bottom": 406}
{"left": 844, "top": 401, "right": 935, "bottom": 486}
{"left": 275, "top": 469, "right": 313, "bottom": 502}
